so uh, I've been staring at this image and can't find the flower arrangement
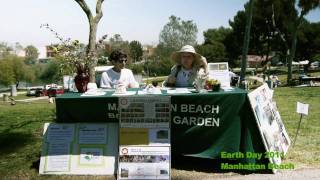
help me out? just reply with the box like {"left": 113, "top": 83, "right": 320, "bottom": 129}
{"left": 40, "top": 24, "right": 108, "bottom": 92}
{"left": 205, "top": 79, "right": 221, "bottom": 91}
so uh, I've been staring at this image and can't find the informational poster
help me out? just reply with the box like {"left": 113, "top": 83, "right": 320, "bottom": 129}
{"left": 248, "top": 84, "right": 291, "bottom": 171}
{"left": 118, "top": 146, "right": 170, "bottom": 180}
{"left": 39, "top": 123, "right": 118, "bottom": 175}
{"left": 120, "top": 128, "right": 170, "bottom": 146}
{"left": 45, "top": 143, "right": 71, "bottom": 172}
{"left": 119, "top": 96, "right": 171, "bottom": 128}
{"left": 46, "top": 123, "right": 74, "bottom": 142}
{"left": 118, "top": 96, "right": 171, "bottom": 180}
{"left": 208, "top": 62, "right": 231, "bottom": 87}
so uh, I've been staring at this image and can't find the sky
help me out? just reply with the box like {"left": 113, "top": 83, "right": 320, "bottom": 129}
{"left": 0, "top": 0, "right": 319, "bottom": 57}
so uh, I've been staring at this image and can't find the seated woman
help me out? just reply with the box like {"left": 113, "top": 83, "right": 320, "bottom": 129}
{"left": 164, "top": 45, "right": 208, "bottom": 87}
{"left": 100, "top": 50, "right": 139, "bottom": 88}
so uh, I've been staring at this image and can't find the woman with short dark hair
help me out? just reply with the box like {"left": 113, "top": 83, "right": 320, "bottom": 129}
{"left": 100, "top": 50, "right": 138, "bottom": 88}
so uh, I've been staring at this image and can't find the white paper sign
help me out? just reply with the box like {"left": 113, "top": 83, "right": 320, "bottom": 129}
{"left": 297, "top": 102, "right": 309, "bottom": 115}
{"left": 46, "top": 143, "right": 71, "bottom": 172}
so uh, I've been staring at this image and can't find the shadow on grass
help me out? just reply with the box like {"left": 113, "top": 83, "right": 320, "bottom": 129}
{"left": 0, "top": 131, "right": 36, "bottom": 155}
{"left": 172, "top": 155, "right": 272, "bottom": 175}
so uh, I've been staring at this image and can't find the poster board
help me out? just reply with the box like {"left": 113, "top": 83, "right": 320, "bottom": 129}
{"left": 248, "top": 84, "right": 291, "bottom": 172}
{"left": 119, "top": 96, "right": 171, "bottom": 128}
{"left": 118, "top": 96, "right": 171, "bottom": 180}
{"left": 39, "top": 123, "right": 118, "bottom": 175}
{"left": 118, "top": 146, "right": 170, "bottom": 180}
{"left": 208, "top": 62, "right": 230, "bottom": 87}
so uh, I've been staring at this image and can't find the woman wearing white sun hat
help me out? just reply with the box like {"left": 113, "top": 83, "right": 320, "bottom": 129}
{"left": 164, "top": 45, "right": 208, "bottom": 87}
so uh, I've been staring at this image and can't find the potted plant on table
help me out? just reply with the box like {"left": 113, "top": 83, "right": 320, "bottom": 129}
{"left": 41, "top": 24, "right": 107, "bottom": 93}
{"left": 205, "top": 79, "right": 221, "bottom": 91}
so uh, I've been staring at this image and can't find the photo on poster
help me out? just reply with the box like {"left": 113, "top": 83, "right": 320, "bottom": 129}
{"left": 79, "top": 147, "right": 105, "bottom": 166}
{"left": 119, "top": 97, "right": 171, "bottom": 128}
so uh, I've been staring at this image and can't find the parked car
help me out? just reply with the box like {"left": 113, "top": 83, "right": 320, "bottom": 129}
{"left": 27, "top": 87, "right": 44, "bottom": 97}
{"left": 310, "top": 61, "right": 319, "bottom": 69}
{"left": 46, "top": 87, "right": 64, "bottom": 97}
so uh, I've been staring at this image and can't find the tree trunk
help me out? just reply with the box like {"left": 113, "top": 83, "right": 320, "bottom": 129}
{"left": 74, "top": 0, "right": 104, "bottom": 83}
{"left": 88, "top": 21, "right": 98, "bottom": 82}
{"left": 287, "top": 22, "right": 298, "bottom": 85}
{"left": 240, "top": 0, "right": 254, "bottom": 87}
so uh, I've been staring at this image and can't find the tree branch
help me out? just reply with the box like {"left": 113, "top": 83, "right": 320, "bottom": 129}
{"left": 74, "top": 0, "right": 93, "bottom": 21}
{"left": 94, "top": 0, "right": 104, "bottom": 23}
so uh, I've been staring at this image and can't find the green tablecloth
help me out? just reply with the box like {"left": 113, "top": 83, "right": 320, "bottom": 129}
{"left": 56, "top": 88, "right": 267, "bottom": 166}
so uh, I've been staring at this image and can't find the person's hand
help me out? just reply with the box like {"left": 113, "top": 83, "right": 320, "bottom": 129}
{"left": 128, "top": 83, "right": 134, "bottom": 88}
{"left": 167, "top": 76, "right": 176, "bottom": 84}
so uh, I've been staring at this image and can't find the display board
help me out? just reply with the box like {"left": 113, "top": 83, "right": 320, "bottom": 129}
{"left": 118, "top": 96, "right": 171, "bottom": 180}
{"left": 39, "top": 123, "right": 118, "bottom": 175}
{"left": 208, "top": 62, "right": 231, "bottom": 87}
{"left": 118, "top": 146, "right": 170, "bottom": 179}
{"left": 248, "top": 84, "right": 291, "bottom": 172}
{"left": 119, "top": 96, "right": 171, "bottom": 128}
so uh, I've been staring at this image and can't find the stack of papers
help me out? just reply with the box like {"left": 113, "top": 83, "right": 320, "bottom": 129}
{"left": 112, "top": 91, "right": 137, "bottom": 96}
{"left": 81, "top": 91, "right": 106, "bottom": 96}
{"left": 138, "top": 87, "right": 162, "bottom": 95}
{"left": 167, "top": 88, "right": 191, "bottom": 94}
{"left": 221, "top": 86, "right": 234, "bottom": 91}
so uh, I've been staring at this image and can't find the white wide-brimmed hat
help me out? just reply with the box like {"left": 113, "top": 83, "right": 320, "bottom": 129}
{"left": 171, "top": 45, "right": 202, "bottom": 66}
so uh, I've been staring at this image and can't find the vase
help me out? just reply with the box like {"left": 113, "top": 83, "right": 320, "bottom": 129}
{"left": 74, "top": 73, "right": 89, "bottom": 93}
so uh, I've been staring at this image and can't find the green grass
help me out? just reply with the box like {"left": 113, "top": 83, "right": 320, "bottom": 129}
{"left": 273, "top": 87, "right": 320, "bottom": 168}
{"left": 0, "top": 101, "right": 56, "bottom": 179}
{"left": 0, "top": 86, "right": 319, "bottom": 178}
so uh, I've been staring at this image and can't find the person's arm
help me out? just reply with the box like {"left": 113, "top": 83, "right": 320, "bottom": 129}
{"left": 127, "top": 70, "right": 139, "bottom": 88}
{"left": 100, "top": 72, "right": 112, "bottom": 88}
{"left": 164, "top": 65, "right": 179, "bottom": 87}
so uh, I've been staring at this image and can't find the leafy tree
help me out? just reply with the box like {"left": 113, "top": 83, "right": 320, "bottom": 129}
{"left": 129, "top": 40, "right": 143, "bottom": 63}
{"left": 24, "top": 45, "right": 39, "bottom": 65}
{"left": 0, "top": 42, "right": 13, "bottom": 59}
{"left": 286, "top": 0, "right": 320, "bottom": 83}
{"left": 0, "top": 60, "right": 14, "bottom": 86}
{"left": 40, "top": 60, "right": 61, "bottom": 83}
{"left": 196, "top": 42, "right": 226, "bottom": 62}
{"left": 197, "top": 27, "right": 231, "bottom": 63}
{"left": 109, "top": 34, "right": 130, "bottom": 52}
{"left": 0, "top": 55, "right": 34, "bottom": 87}
{"left": 159, "top": 15, "right": 198, "bottom": 52}
{"left": 203, "top": 27, "right": 232, "bottom": 44}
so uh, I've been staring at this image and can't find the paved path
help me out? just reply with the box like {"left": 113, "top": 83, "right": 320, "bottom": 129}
{"left": 171, "top": 168, "right": 320, "bottom": 180}
{"left": 0, "top": 91, "right": 26, "bottom": 97}
{"left": 15, "top": 96, "right": 48, "bottom": 102}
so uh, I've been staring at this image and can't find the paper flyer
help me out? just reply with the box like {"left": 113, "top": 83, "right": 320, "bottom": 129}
{"left": 118, "top": 146, "right": 170, "bottom": 180}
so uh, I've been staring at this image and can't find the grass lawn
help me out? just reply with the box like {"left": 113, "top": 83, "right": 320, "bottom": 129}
{"left": 0, "top": 86, "right": 319, "bottom": 179}
{"left": 273, "top": 87, "right": 320, "bottom": 168}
